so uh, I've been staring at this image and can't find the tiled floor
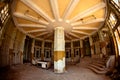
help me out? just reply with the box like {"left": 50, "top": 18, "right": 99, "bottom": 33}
{"left": 0, "top": 57, "right": 111, "bottom": 80}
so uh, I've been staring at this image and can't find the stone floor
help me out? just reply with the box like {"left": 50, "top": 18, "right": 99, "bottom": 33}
{"left": 0, "top": 57, "right": 111, "bottom": 80}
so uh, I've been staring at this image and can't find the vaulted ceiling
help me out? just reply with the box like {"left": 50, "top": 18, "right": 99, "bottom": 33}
{"left": 12, "top": 0, "right": 107, "bottom": 41}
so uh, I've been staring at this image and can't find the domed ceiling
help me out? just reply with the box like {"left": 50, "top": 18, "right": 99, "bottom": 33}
{"left": 12, "top": 0, "right": 107, "bottom": 41}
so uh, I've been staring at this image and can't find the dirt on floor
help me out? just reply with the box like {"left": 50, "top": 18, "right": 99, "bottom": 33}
{"left": 0, "top": 57, "right": 111, "bottom": 80}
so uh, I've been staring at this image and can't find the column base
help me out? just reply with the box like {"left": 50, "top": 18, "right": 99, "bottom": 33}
{"left": 54, "top": 68, "right": 66, "bottom": 73}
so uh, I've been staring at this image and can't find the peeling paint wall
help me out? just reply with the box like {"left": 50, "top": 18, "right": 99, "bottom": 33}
{"left": 0, "top": 18, "right": 26, "bottom": 68}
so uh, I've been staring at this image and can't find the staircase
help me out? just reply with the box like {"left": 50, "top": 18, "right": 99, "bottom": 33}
{"left": 87, "top": 55, "right": 115, "bottom": 74}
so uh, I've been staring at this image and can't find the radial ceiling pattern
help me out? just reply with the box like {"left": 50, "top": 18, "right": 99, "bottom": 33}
{"left": 12, "top": 0, "right": 106, "bottom": 41}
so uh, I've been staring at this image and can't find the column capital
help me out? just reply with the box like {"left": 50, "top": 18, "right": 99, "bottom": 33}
{"left": 54, "top": 27, "right": 64, "bottom": 30}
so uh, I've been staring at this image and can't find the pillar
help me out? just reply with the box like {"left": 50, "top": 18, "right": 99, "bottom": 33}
{"left": 89, "top": 36, "right": 94, "bottom": 57}
{"left": 20, "top": 34, "right": 26, "bottom": 64}
{"left": 71, "top": 41, "right": 74, "bottom": 62}
{"left": 51, "top": 42, "right": 54, "bottom": 63}
{"left": 54, "top": 27, "right": 65, "bottom": 73}
{"left": 41, "top": 41, "right": 44, "bottom": 60}
{"left": 31, "top": 39, "right": 35, "bottom": 64}
{"left": 80, "top": 39, "right": 84, "bottom": 58}
{"left": 99, "top": 31, "right": 106, "bottom": 56}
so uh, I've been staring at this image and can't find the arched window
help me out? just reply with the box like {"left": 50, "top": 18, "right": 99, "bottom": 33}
{"left": 0, "top": 3, "right": 9, "bottom": 31}
{"left": 114, "top": 29, "right": 120, "bottom": 55}
{"left": 111, "top": 0, "right": 120, "bottom": 12}
{"left": 107, "top": 1, "right": 120, "bottom": 55}
{"left": 108, "top": 12, "right": 117, "bottom": 28}
{"left": 0, "top": 4, "right": 9, "bottom": 24}
{"left": 113, "top": 0, "right": 120, "bottom": 6}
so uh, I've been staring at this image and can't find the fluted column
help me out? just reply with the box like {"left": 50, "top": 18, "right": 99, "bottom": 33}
{"left": 54, "top": 27, "right": 65, "bottom": 73}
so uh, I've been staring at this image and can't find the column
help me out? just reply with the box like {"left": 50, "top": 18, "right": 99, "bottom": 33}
{"left": 80, "top": 39, "right": 84, "bottom": 58}
{"left": 71, "top": 41, "right": 74, "bottom": 63}
{"left": 31, "top": 39, "right": 35, "bottom": 64}
{"left": 54, "top": 27, "right": 65, "bottom": 73}
{"left": 51, "top": 42, "right": 54, "bottom": 63}
{"left": 20, "top": 34, "right": 26, "bottom": 64}
{"left": 99, "top": 31, "right": 106, "bottom": 56}
{"left": 89, "top": 36, "right": 94, "bottom": 57}
{"left": 41, "top": 41, "right": 44, "bottom": 61}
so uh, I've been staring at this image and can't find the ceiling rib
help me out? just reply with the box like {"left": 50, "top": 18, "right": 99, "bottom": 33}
{"left": 26, "top": 29, "right": 46, "bottom": 33}
{"left": 35, "top": 32, "right": 49, "bottom": 37}
{"left": 44, "top": 33, "right": 53, "bottom": 39}
{"left": 73, "top": 26, "right": 98, "bottom": 30}
{"left": 62, "top": 0, "right": 79, "bottom": 20}
{"left": 12, "top": 0, "right": 107, "bottom": 41}
{"left": 50, "top": 0, "right": 60, "bottom": 21}
{"left": 65, "top": 33, "right": 72, "bottom": 40}
{"left": 71, "top": 18, "right": 105, "bottom": 26}
{"left": 18, "top": 24, "right": 46, "bottom": 28}
{"left": 13, "top": 12, "right": 48, "bottom": 25}
{"left": 72, "top": 30, "right": 89, "bottom": 35}
{"left": 70, "top": 2, "right": 106, "bottom": 22}
{"left": 102, "top": 28, "right": 109, "bottom": 31}
{"left": 21, "top": 0, "right": 53, "bottom": 23}
{"left": 68, "top": 32, "right": 80, "bottom": 38}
